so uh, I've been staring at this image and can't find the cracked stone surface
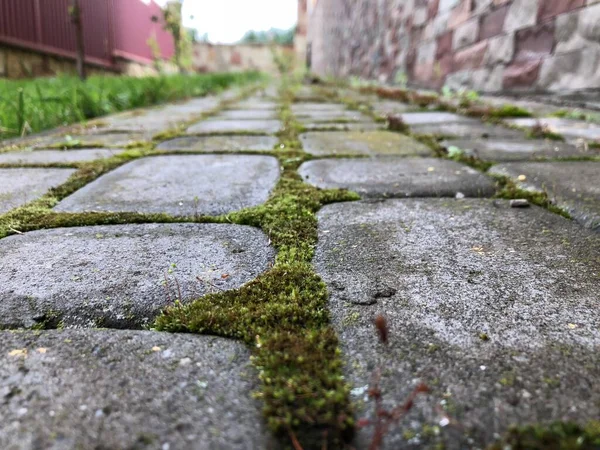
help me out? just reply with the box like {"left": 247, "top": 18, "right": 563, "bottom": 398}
{"left": 156, "top": 135, "right": 278, "bottom": 152}
{"left": 299, "top": 158, "right": 495, "bottom": 198}
{"left": 410, "top": 122, "right": 525, "bottom": 139}
{"left": 0, "top": 223, "right": 275, "bottom": 328}
{"left": 0, "top": 330, "right": 271, "bottom": 450}
{"left": 55, "top": 155, "right": 279, "bottom": 216}
{"left": 506, "top": 117, "right": 600, "bottom": 141}
{"left": 489, "top": 162, "right": 600, "bottom": 230}
{"left": 0, "top": 148, "right": 125, "bottom": 164}
{"left": 186, "top": 119, "right": 282, "bottom": 134}
{"left": 300, "top": 131, "right": 432, "bottom": 156}
{"left": 0, "top": 168, "right": 76, "bottom": 213}
{"left": 442, "top": 138, "right": 597, "bottom": 162}
{"left": 316, "top": 199, "right": 600, "bottom": 448}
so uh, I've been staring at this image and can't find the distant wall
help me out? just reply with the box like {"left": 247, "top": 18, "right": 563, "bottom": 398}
{"left": 193, "top": 43, "right": 293, "bottom": 74}
{"left": 306, "top": 0, "right": 600, "bottom": 93}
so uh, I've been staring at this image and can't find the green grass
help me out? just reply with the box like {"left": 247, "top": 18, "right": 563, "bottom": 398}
{"left": 0, "top": 72, "right": 264, "bottom": 140}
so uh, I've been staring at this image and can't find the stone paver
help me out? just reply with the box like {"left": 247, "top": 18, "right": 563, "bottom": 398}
{"left": 0, "top": 168, "right": 75, "bottom": 213}
{"left": 443, "top": 138, "right": 596, "bottom": 162}
{"left": 0, "top": 329, "right": 271, "bottom": 450}
{"left": 489, "top": 162, "right": 600, "bottom": 230}
{"left": 410, "top": 122, "right": 525, "bottom": 139}
{"left": 96, "top": 97, "right": 221, "bottom": 134}
{"left": 215, "top": 110, "right": 279, "bottom": 120}
{"left": 234, "top": 99, "right": 277, "bottom": 110}
{"left": 300, "top": 131, "right": 432, "bottom": 156}
{"left": 300, "top": 158, "right": 495, "bottom": 198}
{"left": 294, "top": 110, "right": 367, "bottom": 122}
{"left": 301, "top": 122, "right": 382, "bottom": 132}
{"left": 186, "top": 119, "right": 281, "bottom": 134}
{"left": 0, "top": 148, "right": 124, "bottom": 164}
{"left": 156, "top": 135, "right": 278, "bottom": 152}
{"left": 371, "top": 101, "right": 415, "bottom": 117}
{"left": 506, "top": 117, "right": 600, "bottom": 141}
{"left": 291, "top": 103, "right": 348, "bottom": 113}
{"left": 55, "top": 155, "right": 279, "bottom": 216}
{"left": 0, "top": 223, "right": 275, "bottom": 328}
{"left": 33, "top": 133, "right": 148, "bottom": 149}
{"left": 316, "top": 199, "right": 600, "bottom": 448}
{"left": 399, "top": 112, "right": 478, "bottom": 126}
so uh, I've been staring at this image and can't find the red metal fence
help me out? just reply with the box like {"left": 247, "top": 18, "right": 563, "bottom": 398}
{"left": 0, "top": 0, "right": 175, "bottom": 69}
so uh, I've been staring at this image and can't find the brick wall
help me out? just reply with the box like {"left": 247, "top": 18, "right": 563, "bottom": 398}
{"left": 193, "top": 43, "right": 293, "bottom": 74}
{"left": 306, "top": 0, "right": 600, "bottom": 93}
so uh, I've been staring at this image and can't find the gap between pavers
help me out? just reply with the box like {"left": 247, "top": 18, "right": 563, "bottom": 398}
{"left": 0, "top": 148, "right": 125, "bottom": 165}
{"left": 315, "top": 199, "right": 600, "bottom": 448}
{"left": 0, "top": 223, "right": 275, "bottom": 329}
{"left": 442, "top": 138, "right": 596, "bottom": 162}
{"left": 0, "top": 168, "right": 76, "bottom": 214}
{"left": 54, "top": 154, "right": 280, "bottom": 216}
{"left": 489, "top": 161, "right": 600, "bottom": 231}
{"left": 299, "top": 157, "right": 495, "bottom": 198}
{"left": 0, "top": 329, "right": 272, "bottom": 450}
{"left": 155, "top": 135, "right": 278, "bottom": 152}
{"left": 300, "top": 131, "right": 432, "bottom": 157}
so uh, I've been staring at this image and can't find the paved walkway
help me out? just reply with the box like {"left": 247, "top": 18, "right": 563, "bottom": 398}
{"left": 0, "top": 83, "right": 599, "bottom": 449}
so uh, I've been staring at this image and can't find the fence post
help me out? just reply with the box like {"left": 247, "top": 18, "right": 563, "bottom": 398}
{"left": 70, "top": 0, "right": 87, "bottom": 81}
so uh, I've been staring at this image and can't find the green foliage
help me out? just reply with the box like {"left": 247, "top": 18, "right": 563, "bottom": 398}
{"left": 0, "top": 72, "right": 263, "bottom": 140}
{"left": 488, "top": 421, "right": 600, "bottom": 450}
{"left": 488, "top": 104, "right": 533, "bottom": 118}
{"left": 240, "top": 27, "right": 296, "bottom": 45}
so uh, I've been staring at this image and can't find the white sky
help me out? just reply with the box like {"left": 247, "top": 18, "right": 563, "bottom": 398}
{"left": 154, "top": 0, "right": 298, "bottom": 43}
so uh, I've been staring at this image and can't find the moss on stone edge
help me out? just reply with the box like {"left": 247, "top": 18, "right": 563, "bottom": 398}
{"left": 487, "top": 421, "right": 600, "bottom": 450}
{"left": 154, "top": 78, "right": 359, "bottom": 447}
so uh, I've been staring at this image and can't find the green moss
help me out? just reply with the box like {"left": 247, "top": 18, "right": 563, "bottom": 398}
{"left": 154, "top": 78, "right": 358, "bottom": 447}
{"left": 488, "top": 421, "right": 600, "bottom": 450}
{"left": 488, "top": 104, "right": 533, "bottom": 118}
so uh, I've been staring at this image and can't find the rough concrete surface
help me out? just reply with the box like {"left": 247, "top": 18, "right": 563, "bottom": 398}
{"left": 0, "top": 223, "right": 275, "bottom": 328}
{"left": 300, "top": 131, "right": 432, "bottom": 156}
{"left": 443, "top": 138, "right": 597, "bottom": 162}
{"left": 0, "top": 330, "right": 271, "bottom": 450}
{"left": 156, "top": 135, "right": 278, "bottom": 152}
{"left": 187, "top": 120, "right": 282, "bottom": 134}
{"left": 55, "top": 155, "right": 280, "bottom": 216}
{"left": 0, "top": 148, "right": 124, "bottom": 165}
{"left": 299, "top": 158, "right": 495, "bottom": 198}
{"left": 316, "top": 199, "right": 600, "bottom": 448}
{"left": 489, "top": 161, "right": 600, "bottom": 230}
{"left": 0, "top": 168, "right": 75, "bottom": 213}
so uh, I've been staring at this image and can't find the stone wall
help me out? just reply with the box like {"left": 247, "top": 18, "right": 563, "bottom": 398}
{"left": 193, "top": 43, "right": 293, "bottom": 75}
{"left": 306, "top": 0, "right": 600, "bottom": 93}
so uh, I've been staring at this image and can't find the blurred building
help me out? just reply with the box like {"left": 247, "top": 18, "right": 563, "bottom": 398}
{"left": 0, "top": 0, "right": 176, "bottom": 78}
{"left": 302, "top": 0, "right": 600, "bottom": 93}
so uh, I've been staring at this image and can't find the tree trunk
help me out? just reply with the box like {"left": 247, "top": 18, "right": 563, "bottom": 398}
{"left": 70, "top": 0, "right": 87, "bottom": 81}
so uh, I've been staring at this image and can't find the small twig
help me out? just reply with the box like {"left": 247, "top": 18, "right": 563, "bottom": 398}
{"left": 288, "top": 428, "right": 304, "bottom": 450}
{"left": 8, "top": 227, "right": 23, "bottom": 235}
{"left": 163, "top": 270, "right": 172, "bottom": 304}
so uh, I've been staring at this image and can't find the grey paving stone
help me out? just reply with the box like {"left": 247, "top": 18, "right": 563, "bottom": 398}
{"left": 291, "top": 103, "right": 348, "bottom": 113}
{"left": 234, "top": 99, "right": 278, "bottom": 110}
{"left": 55, "top": 155, "right": 279, "bottom": 216}
{"left": 506, "top": 117, "right": 600, "bottom": 141}
{"left": 489, "top": 162, "right": 600, "bottom": 230}
{"left": 96, "top": 97, "right": 221, "bottom": 134}
{"left": 371, "top": 101, "right": 415, "bottom": 117}
{"left": 294, "top": 110, "right": 367, "bottom": 122}
{"left": 0, "top": 329, "right": 271, "bottom": 450}
{"left": 33, "top": 133, "right": 148, "bottom": 149}
{"left": 410, "top": 122, "right": 525, "bottom": 139}
{"left": 156, "top": 135, "right": 278, "bottom": 152}
{"left": 443, "top": 138, "right": 597, "bottom": 162}
{"left": 300, "top": 131, "right": 432, "bottom": 156}
{"left": 215, "top": 110, "right": 279, "bottom": 120}
{"left": 300, "top": 158, "right": 495, "bottom": 198}
{"left": 0, "top": 223, "right": 275, "bottom": 328}
{"left": 301, "top": 122, "right": 383, "bottom": 132}
{"left": 0, "top": 168, "right": 75, "bottom": 213}
{"left": 0, "top": 148, "right": 124, "bottom": 165}
{"left": 316, "top": 199, "right": 600, "bottom": 448}
{"left": 187, "top": 120, "right": 281, "bottom": 134}
{"left": 400, "top": 112, "right": 478, "bottom": 126}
